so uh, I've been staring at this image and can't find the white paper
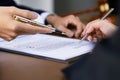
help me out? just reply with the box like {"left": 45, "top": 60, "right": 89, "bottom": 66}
{"left": 0, "top": 34, "right": 95, "bottom": 61}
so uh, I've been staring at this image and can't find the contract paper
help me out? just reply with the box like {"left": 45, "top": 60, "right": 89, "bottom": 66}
{"left": 0, "top": 34, "right": 95, "bottom": 62}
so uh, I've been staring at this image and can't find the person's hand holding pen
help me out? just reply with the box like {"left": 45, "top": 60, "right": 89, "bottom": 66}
{"left": 0, "top": 7, "right": 53, "bottom": 41}
{"left": 81, "top": 8, "right": 118, "bottom": 42}
{"left": 81, "top": 19, "right": 118, "bottom": 41}
{"left": 46, "top": 15, "right": 85, "bottom": 38}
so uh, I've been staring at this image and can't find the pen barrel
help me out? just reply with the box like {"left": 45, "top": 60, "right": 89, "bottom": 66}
{"left": 14, "top": 15, "right": 65, "bottom": 35}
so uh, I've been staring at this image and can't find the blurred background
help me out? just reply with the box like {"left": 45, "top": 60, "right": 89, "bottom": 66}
{"left": 14, "top": 0, "right": 98, "bottom": 14}
{"left": 14, "top": 0, "right": 120, "bottom": 25}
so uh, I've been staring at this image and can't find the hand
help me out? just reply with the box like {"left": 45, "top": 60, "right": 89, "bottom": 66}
{"left": 0, "top": 7, "right": 52, "bottom": 41}
{"left": 82, "top": 19, "right": 118, "bottom": 41}
{"left": 46, "top": 15, "right": 85, "bottom": 38}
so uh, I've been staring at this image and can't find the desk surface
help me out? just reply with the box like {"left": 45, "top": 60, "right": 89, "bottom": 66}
{"left": 0, "top": 51, "right": 69, "bottom": 80}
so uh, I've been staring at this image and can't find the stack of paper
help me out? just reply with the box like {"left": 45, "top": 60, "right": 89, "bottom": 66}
{"left": 0, "top": 34, "right": 95, "bottom": 62}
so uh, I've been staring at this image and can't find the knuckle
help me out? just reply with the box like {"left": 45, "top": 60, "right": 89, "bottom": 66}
{"left": 9, "top": 23, "right": 20, "bottom": 34}
{"left": 10, "top": 23, "right": 17, "bottom": 31}
{"left": 69, "top": 15, "right": 75, "bottom": 18}
{"left": 56, "top": 26, "right": 63, "bottom": 30}
{"left": 6, "top": 23, "right": 16, "bottom": 32}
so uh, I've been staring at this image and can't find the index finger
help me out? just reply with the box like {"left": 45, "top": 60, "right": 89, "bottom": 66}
{"left": 10, "top": 7, "right": 38, "bottom": 19}
{"left": 82, "top": 19, "right": 100, "bottom": 36}
{"left": 13, "top": 21, "right": 52, "bottom": 35}
{"left": 68, "top": 17, "right": 85, "bottom": 38}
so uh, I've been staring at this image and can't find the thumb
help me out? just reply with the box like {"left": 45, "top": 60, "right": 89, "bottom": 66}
{"left": 11, "top": 7, "right": 38, "bottom": 19}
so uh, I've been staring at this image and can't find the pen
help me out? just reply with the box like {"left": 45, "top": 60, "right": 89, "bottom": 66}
{"left": 13, "top": 15, "right": 65, "bottom": 35}
{"left": 80, "top": 8, "right": 114, "bottom": 42}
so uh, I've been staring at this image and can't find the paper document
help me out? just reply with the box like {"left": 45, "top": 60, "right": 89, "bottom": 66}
{"left": 0, "top": 34, "right": 95, "bottom": 62}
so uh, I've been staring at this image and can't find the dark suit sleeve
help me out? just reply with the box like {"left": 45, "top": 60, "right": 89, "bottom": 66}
{"left": 63, "top": 29, "right": 120, "bottom": 80}
{"left": 0, "top": 0, "right": 16, "bottom": 6}
{"left": 0, "top": 0, "right": 45, "bottom": 14}
{"left": 108, "top": 0, "right": 120, "bottom": 15}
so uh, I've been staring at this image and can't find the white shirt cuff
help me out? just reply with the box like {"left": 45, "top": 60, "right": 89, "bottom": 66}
{"left": 34, "top": 12, "right": 52, "bottom": 24}
{"left": 33, "top": 14, "right": 44, "bottom": 24}
{"left": 40, "top": 12, "right": 52, "bottom": 24}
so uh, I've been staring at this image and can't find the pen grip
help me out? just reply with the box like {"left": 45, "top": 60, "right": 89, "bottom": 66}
{"left": 54, "top": 29, "right": 63, "bottom": 34}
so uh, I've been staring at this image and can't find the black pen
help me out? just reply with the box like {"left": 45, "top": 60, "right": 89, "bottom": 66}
{"left": 14, "top": 15, "right": 65, "bottom": 35}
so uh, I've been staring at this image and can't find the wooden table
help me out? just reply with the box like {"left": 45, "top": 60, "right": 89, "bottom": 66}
{"left": 0, "top": 51, "right": 69, "bottom": 80}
